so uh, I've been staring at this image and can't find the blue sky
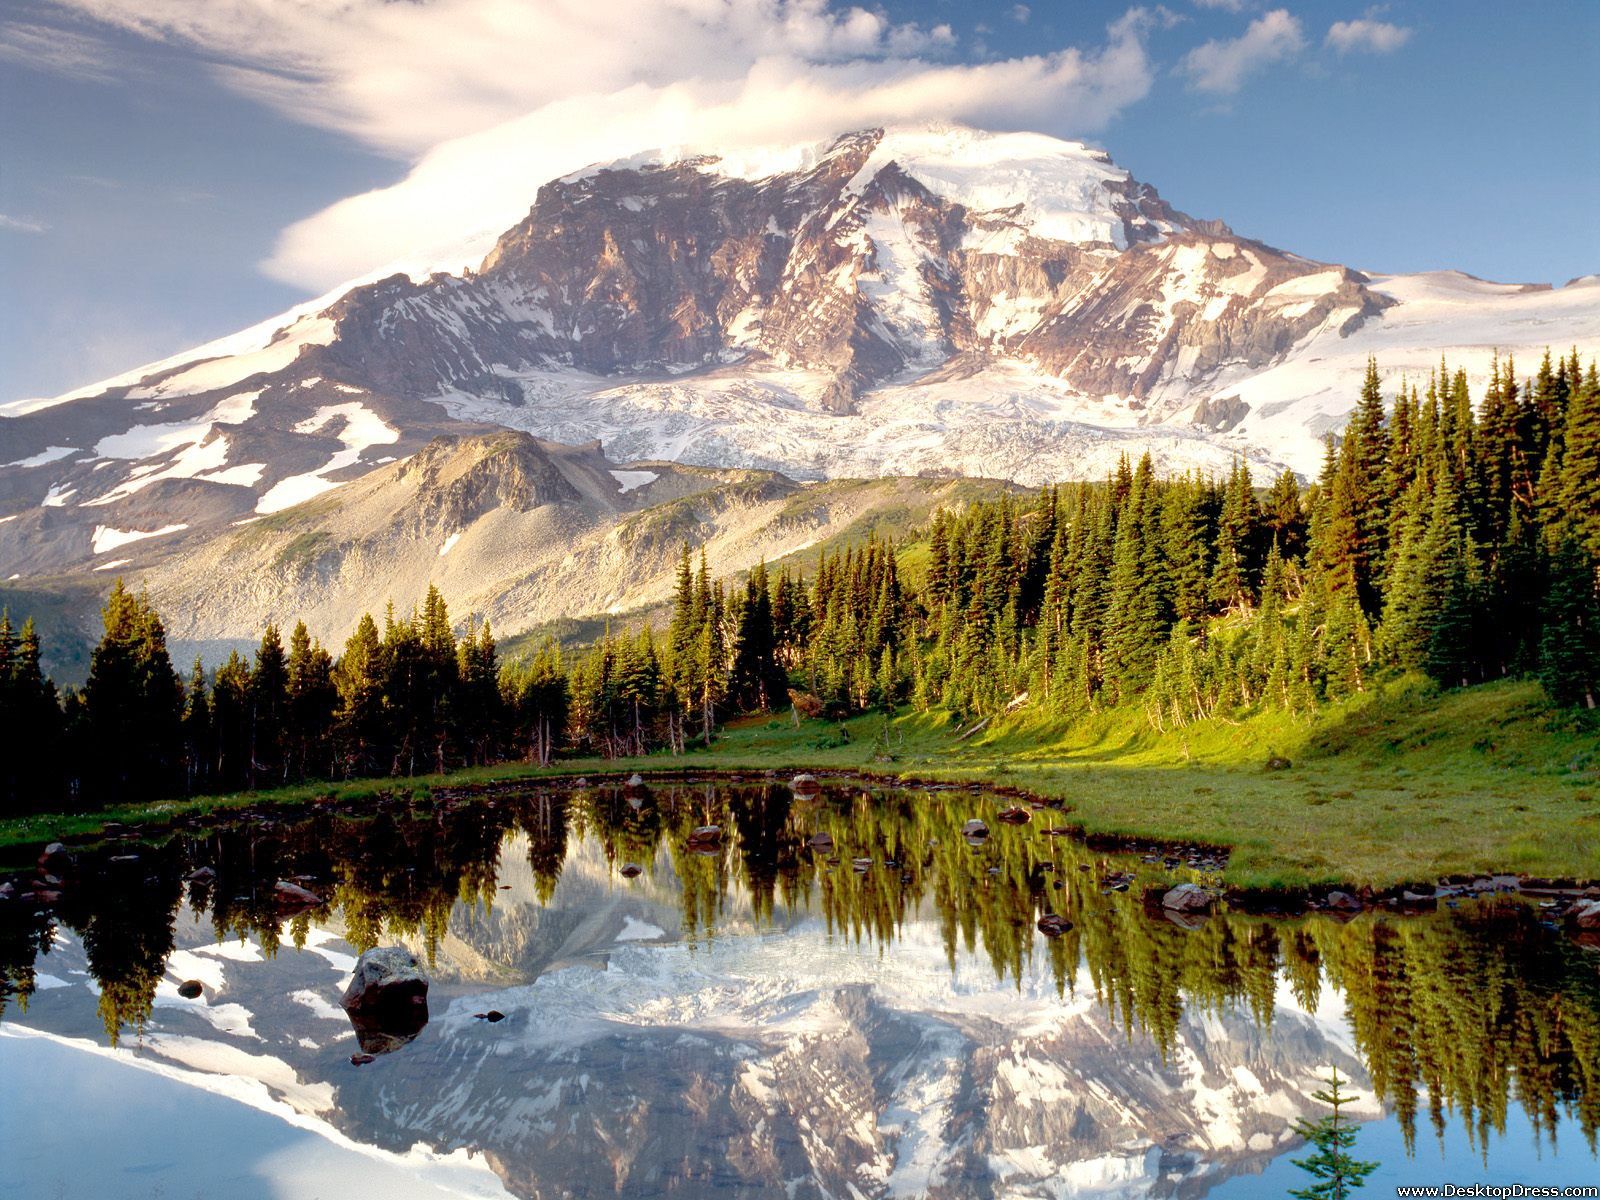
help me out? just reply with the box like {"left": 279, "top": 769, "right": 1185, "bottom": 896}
{"left": 2, "top": 0, "right": 1596, "bottom": 404}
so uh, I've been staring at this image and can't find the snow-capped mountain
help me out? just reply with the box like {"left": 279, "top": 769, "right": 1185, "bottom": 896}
{"left": 2, "top": 124, "right": 1596, "bottom": 584}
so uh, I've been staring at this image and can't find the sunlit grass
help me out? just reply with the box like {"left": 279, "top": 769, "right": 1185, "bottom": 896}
{"left": 3, "top": 676, "right": 1596, "bottom": 889}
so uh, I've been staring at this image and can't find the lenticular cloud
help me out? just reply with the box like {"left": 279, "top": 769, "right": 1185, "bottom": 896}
{"left": 41, "top": 0, "right": 1154, "bottom": 291}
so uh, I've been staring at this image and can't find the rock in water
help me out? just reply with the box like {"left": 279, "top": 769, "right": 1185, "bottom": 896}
{"left": 685, "top": 825, "right": 723, "bottom": 852}
{"left": 619, "top": 863, "right": 643, "bottom": 879}
{"left": 962, "top": 819, "right": 989, "bottom": 841}
{"left": 1325, "top": 890, "right": 1362, "bottom": 912}
{"left": 341, "top": 947, "right": 430, "bottom": 1055}
{"left": 177, "top": 980, "right": 204, "bottom": 999}
{"left": 273, "top": 879, "right": 324, "bottom": 914}
{"left": 791, "top": 773, "right": 820, "bottom": 793}
{"left": 996, "top": 806, "right": 1031, "bottom": 825}
{"left": 1162, "top": 883, "right": 1211, "bottom": 913}
{"left": 1036, "top": 913, "right": 1073, "bottom": 937}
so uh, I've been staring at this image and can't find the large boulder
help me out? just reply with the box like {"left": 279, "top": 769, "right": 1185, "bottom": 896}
{"left": 341, "top": 947, "right": 430, "bottom": 1055}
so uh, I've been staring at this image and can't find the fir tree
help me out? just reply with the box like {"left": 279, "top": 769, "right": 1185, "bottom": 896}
{"left": 1289, "top": 1068, "right": 1378, "bottom": 1200}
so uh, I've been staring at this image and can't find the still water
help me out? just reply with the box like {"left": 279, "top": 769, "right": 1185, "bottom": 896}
{"left": 1, "top": 778, "right": 1596, "bottom": 1199}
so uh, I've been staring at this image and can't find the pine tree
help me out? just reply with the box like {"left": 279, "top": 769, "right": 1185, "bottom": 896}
{"left": 286, "top": 621, "right": 336, "bottom": 780}
{"left": 82, "top": 581, "right": 184, "bottom": 803}
{"left": 1539, "top": 535, "right": 1600, "bottom": 709}
{"left": 334, "top": 613, "right": 386, "bottom": 778}
{"left": 1289, "top": 1068, "right": 1379, "bottom": 1200}
{"left": 250, "top": 624, "right": 290, "bottom": 787}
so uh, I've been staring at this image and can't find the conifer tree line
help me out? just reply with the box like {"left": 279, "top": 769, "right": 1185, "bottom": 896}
{"left": 0, "top": 349, "right": 1595, "bottom": 814}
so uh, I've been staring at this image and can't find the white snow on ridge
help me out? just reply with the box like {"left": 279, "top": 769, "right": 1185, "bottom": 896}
{"left": 1220, "top": 270, "right": 1600, "bottom": 473}
{"left": 845, "top": 125, "right": 1151, "bottom": 250}
{"left": 91, "top": 523, "right": 188, "bottom": 554}
{"left": 609, "top": 469, "right": 659, "bottom": 494}
{"left": 256, "top": 402, "right": 400, "bottom": 515}
{"left": 5, "top": 445, "right": 77, "bottom": 469}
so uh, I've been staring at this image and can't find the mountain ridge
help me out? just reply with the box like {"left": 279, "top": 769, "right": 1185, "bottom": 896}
{"left": 2, "top": 123, "right": 1595, "bottom": 625}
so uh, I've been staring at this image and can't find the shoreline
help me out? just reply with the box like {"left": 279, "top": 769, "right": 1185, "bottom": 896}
{"left": 2, "top": 676, "right": 1596, "bottom": 894}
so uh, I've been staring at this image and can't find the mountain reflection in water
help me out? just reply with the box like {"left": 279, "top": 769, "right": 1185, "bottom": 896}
{"left": 2, "top": 779, "right": 1597, "bottom": 1199}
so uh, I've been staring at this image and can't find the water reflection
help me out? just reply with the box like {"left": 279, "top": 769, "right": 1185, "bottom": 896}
{"left": 2, "top": 778, "right": 1598, "bottom": 1196}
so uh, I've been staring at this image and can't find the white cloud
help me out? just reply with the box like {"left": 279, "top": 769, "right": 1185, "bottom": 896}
{"left": 43, "top": 1, "right": 1155, "bottom": 291}
{"left": 1191, "top": 0, "right": 1245, "bottom": 11}
{"left": 47, "top": 1, "right": 964, "bottom": 156}
{"left": 1326, "top": 18, "right": 1412, "bottom": 55}
{"left": 1011, "top": 5, "right": 1031, "bottom": 23}
{"left": 0, "top": 213, "right": 48, "bottom": 234}
{"left": 1180, "top": 8, "right": 1305, "bottom": 93}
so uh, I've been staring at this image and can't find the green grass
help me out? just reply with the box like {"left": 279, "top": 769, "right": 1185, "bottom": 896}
{"left": 4, "top": 676, "right": 1597, "bottom": 890}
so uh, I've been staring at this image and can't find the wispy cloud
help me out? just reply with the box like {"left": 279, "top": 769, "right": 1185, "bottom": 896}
{"left": 1191, "top": 0, "right": 1246, "bottom": 12}
{"left": 1181, "top": 8, "right": 1305, "bottom": 93}
{"left": 1011, "top": 5, "right": 1031, "bottom": 23}
{"left": 1326, "top": 17, "right": 1413, "bottom": 55}
{"left": 0, "top": 20, "right": 121, "bottom": 83}
{"left": 0, "top": 213, "right": 49, "bottom": 234}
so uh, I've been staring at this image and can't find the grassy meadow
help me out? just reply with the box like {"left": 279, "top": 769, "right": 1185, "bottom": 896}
{"left": 3, "top": 675, "right": 1596, "bottom": 890}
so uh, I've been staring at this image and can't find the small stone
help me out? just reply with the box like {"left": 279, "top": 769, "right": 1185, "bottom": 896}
{"left": 1036, "top": 913, "right": 1073, "bottom": 937}
{"left": 177, "top": 980, "right": 204, "bottom": 999}
{"left": 625, "top": 773, "right": 646, "bottom": 789}
{"left": 1264, "top": 756, "right": 1292, "bottom": 772}
{"left": 185, "top": 866, "right": 217, "bottom": 884}
{"left": 962, "top": 819, "right": 989, "bottom": 841}
{"left": 1325, "top": 891, "right": 1362, "bottom": 912}
{"left": 806, "top": 832, "right": 835, "bottom": 852}
{"left": 350, "top": 1053, "right": 376, "bottom": 1066}
{"left": 619, "top": 863, "right": 643, "bottom": 879}
{"left": 483, "top": 1010, "right": 506, "bottom": 1023}
{"left": 791, "top": 773, "right": 820, "bottom": 792}
{"left": 996, "top": 807, "right": 1030, "bottom": 825}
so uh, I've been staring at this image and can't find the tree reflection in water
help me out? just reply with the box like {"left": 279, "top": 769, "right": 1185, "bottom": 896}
{"left": 2, "top": 778, "right": 1597, "bottom": 1153}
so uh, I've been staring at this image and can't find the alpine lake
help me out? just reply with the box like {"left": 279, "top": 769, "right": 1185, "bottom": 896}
{"left": 2, "top": 775, "right": 1597, "bottom": 1199}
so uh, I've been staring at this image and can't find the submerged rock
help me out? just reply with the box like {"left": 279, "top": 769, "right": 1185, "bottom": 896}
{"left": 996, "top": 807, "right": 1031, "bottom": 825}
{"left": 1036, "top": 913, "right": 1073, "bottom": 937}
{"left": 962, "top": 819, "right": 989, "bottom": 841}
{"left": 619, "top": 863, "right": 643, "bottom": 879}
{"left": 342, "top": 946, "right": 430, "bottom": 1055}
{"left": 686, "top": 825, "right": 723, "bottom": 852}
{"left": 273, "top": 880, "right": 324, "bottom": 914}
{"left": 1162, "top": 883, "right": 1211, "bottom": 913}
